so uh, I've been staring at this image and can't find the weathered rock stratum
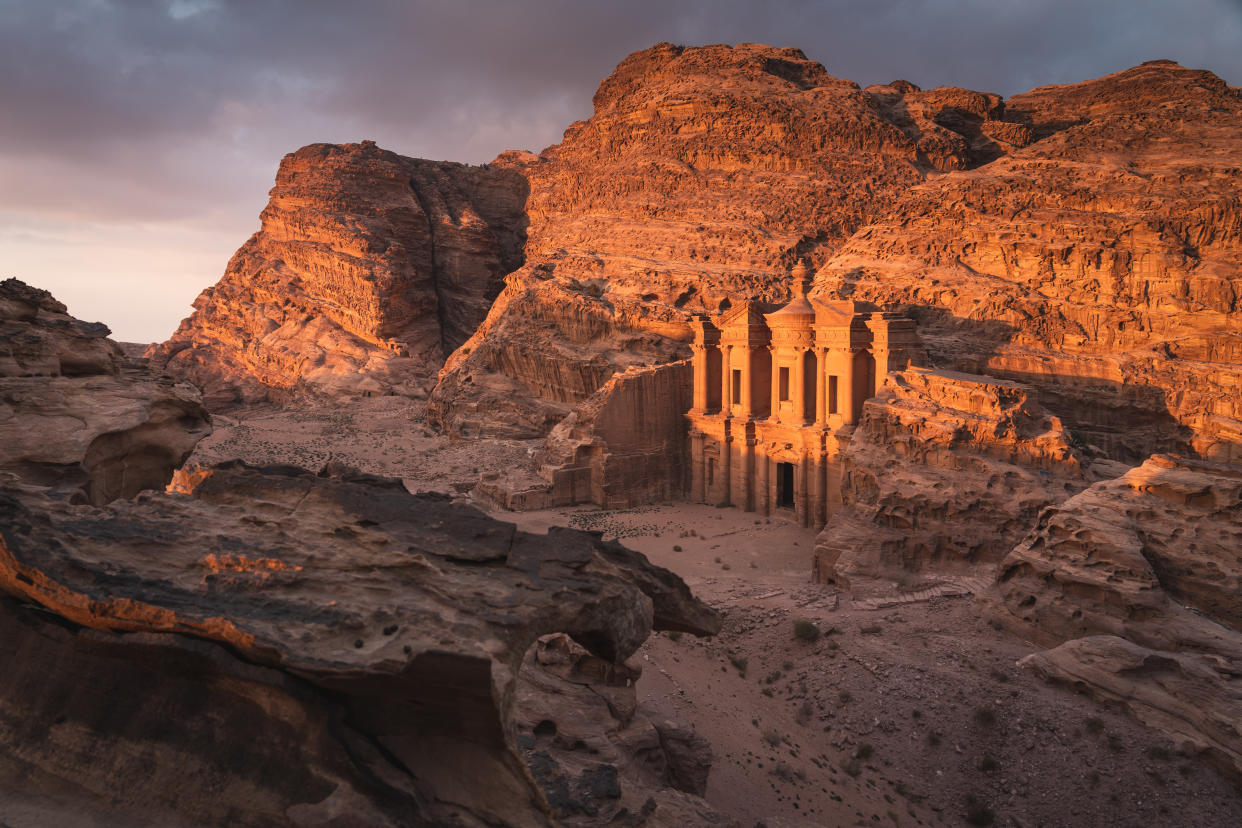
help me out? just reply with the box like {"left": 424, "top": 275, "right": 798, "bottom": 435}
{"left": 812, "top": 367, "right": 1089, "bottom": 588}
{"left": 2, "top": 283, "right": 722, "bottom": 826}
{"left": 818, "top": 61, "right": 1242, "bottom": 463}
{"left": 1, "top": 278, "right": 209, "bottom": 504}
{"left": 988, "top": 453, "right": 1242, "bottom": 780}
{"left": 150, "top": 141, "right": 528, "bottom": 408}
{"left": 1, "top": 463, "right": 720, "bottom": 826}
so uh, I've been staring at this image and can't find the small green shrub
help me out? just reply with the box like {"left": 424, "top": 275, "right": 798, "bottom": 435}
{"left": 855, "top": 743, "right": 874, "bottom": 760}
{"left": 964, "top": 795, "right": 995, "bottom": 826}
{"left": 841, "top": 758, "right": 862, "bottom": 777}
{"left": 793, "top": 619, "right": 821, "bottom": 642}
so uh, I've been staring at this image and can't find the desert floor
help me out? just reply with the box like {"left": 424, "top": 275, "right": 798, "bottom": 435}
{"left": 189, "top": 399, "right": 1242, "bottom": 827}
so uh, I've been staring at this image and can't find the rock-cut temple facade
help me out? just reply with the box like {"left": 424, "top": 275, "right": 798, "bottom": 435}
{"left": 686, "top": 264, "right": 926, "bottom": 528}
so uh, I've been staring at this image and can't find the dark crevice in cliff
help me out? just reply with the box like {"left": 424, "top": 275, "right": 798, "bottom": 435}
{"left": 405, "top": 175, "right": 447, "bottom": 359}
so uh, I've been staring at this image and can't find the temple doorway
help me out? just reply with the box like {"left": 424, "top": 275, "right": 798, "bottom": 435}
{"left": 776, "top": 462, "right": 795, "bottom": 509}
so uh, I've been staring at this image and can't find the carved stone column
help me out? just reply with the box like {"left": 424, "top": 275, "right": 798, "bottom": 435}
{"left": 768, "top": 345, "right": 779, "bottom": 421}
{"left": 740, "top": 345, "right": 753, "bottom": 417}
{"left": 758, "top": 450, "right": 770, "bottom": 516}
{"left": 690, "top": 431, "right": 705, "bottom": 502}
{"left": 691, "top": 345, "right": 707, "bottom": 413}
{"left": 815, "top": 347, "right": 827, "bottom": 424}
{"left": 828, "top": 347, "right": 858, "bottom": 426}
{"left": 793, "top": 348, "right": 806, "bottom": 426}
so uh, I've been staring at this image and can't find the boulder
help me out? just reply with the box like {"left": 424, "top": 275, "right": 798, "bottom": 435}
{"left": 989, "top": 454, "right": 1242, "bottom": 779}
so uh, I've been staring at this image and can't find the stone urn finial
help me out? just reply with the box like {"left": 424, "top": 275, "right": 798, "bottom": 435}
{"left": 791, "top": 260, "right": 810, "bottom": 297}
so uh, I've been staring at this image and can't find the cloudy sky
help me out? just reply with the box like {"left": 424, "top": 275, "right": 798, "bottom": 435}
{"left": 3, "top": 0, "right": 1240, "bottom": 342}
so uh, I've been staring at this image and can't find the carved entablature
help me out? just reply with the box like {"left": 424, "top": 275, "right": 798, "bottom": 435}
{"left": 716, "top": 301, "right": 772, "bottom": 349}
{"left": 865, "top": 313, "right": 921, "bottom": 349}
{"left": 689, "top": 314, "right": 721, "bottom": 348}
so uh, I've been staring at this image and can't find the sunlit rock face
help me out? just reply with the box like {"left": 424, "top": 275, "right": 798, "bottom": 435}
{"left": 812, "top": 367, "right": 1089, "bottom": 588}
{"left": 150, "top": 141, "right": 529, "bottom": 409}
{"left": 428, "top": 42, "right": 1022, "bottom": 436}
{"left": 987, "top": 454, "right": 1242, "bottom": 780}
{"left": 0, "top": 278, "right": 209, "bottom": 504}
{"left": 152, "top": 45, "right": 1240, "bottom": 467}
{"left": 816, "top": 61, "right": 1242, "bottom": 464}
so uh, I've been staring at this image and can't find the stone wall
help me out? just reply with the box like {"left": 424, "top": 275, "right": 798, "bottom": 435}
{"left": 536, "top": 361, "right": 692, "bottom": 508}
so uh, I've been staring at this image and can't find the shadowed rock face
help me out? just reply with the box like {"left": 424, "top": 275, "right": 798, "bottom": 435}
{"left": 1, "top": 278, "right": 210, "bottom": 504}
{"left": 149, "top": 142, "right": 529, "bottom": 409}
{"left": 2, "top": 284, "right": 721, "bottom": 825}
{"left": 0, "top": 463, "right": 719, "bottom": 825}
{"left": 514, "top": 633, "right": 728, "bottom": 824}
{"left": 987, "top": 454, "right": 1242, "bottom": 780}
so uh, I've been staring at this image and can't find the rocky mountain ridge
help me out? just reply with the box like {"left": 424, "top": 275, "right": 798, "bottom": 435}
{"left": 150, "top": 142, "right": 528, "bottom": 408}
{"left": 154, "top": 44, "right": 1240, "bottom": 473}
{"left": 819, "top": 59, "right": 1242, "bottom": 463}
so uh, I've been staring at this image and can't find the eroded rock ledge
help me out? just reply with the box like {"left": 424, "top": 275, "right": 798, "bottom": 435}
{"left": 813, "top": 367, "right": 1088, "bottom": 588}
{"left": 2, "top": 281, "right": 722, "bottom": 826}
{"left": 0, "top": 462, "right": 720, "bottom": 826}
{"left": 0, "top": 278, "right": 210, "bottom": 504}
{"left": 988, "top": 454, "right": 1242, "bottom": 780}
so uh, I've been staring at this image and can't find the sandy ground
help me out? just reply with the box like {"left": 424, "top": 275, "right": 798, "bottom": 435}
{"left": 192, "top": 401, "right": 1242, "bottom": 828}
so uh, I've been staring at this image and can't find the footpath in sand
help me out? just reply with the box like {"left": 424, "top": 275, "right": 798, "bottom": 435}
{"left": 192, "top": 401, "right": 1242, "bottom": 827}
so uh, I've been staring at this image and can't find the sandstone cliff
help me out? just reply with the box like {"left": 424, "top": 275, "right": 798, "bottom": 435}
{"left": 428, "top": 42, "right": 1029, "bottom": 437}
{"left": 155, "top": 46, "right": 1241, "bottom": 471}
{"left": 151, "top": 141, "right": 528, "bottom": 409}
{"left": 816, "top": 61, "right": 1242, "bottom": 464}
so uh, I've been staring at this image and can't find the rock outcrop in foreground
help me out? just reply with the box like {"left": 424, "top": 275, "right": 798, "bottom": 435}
{"left": 150, "top": 142, "right": 528, "bottom": 408}
{"left": 0, "top": 278, "right": 210, "bottom": 503}
{"left": 813, "top": 367, "right": 1089, "bottom": 588}
{"left": 988, "top": 454, "right": 1242, "bottom": 779}
{"left": 1, "top": 464, "right": 719, "bottom": 826}
{"left": 1, "top": 283, "right": 721, "bottom": 826}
